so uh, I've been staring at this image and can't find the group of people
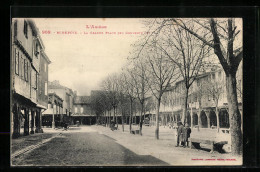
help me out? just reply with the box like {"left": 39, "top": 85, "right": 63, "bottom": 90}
{"left": 175, "top": 121, "right": 191, "bottom": 148}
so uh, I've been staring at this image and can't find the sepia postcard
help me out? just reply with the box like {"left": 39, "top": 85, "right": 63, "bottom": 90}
{"left": 10, "top": 18, "right": 243, "bottom": 166}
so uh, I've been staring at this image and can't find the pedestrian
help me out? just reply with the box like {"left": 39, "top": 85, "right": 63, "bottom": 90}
{"left": 183, "top": 123, "right": 192, "bottom": 148}
{"left": 111, "top": 120, "right": 115, "bottom": 131}
{"left": 175, "top": 121, "right": 185, "bottom": 147}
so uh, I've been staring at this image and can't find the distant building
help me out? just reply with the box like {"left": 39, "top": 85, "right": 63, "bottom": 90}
{"left": 11, "top": 19, "right": 51, "bottom": 138}
{"left": 47, "top": 80, "right": 75, "bottom": 124}
{"left": 72, "top": 96, "right": 96, "bottom": 125}
{"left": 42, "top": 93, "right": 63, "bottom": 128}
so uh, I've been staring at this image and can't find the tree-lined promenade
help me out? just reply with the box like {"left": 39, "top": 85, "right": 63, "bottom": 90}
{"left": 90, "top": 18, "right": 242, "bottom": 156}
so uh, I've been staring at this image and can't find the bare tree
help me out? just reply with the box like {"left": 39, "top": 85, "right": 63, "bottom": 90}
{"left": 170, "top": 18, "right": 243, "bottom": 155}
{"left": 121, "top": 69, "right": 136, "bottom": 133}
{"left": 127, "top": 59, "right": 150, "bottom": 135}
{"left": 203, "top": 72, "right": 224, "bottom": 132}
{"left": 142, "top": 46, "right": 180, "bottom": 140}
{"left": 90, "top": 91, "right": 107, "bottom": 124}
{"left": 101, "top": 74, "right": 120, "bottom": 128}
{"left": 150, "top": 22, "right": 210, "bottom": 125}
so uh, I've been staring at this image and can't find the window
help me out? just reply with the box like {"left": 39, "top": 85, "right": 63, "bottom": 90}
{"left": 36, "top": 73, "right": 38, "bottom": 88}
{"left": 44, "top": 63, "right": 47, "bottom": 72}
{"left": 14, "top": 20, "right": 17, "bottom": 38}
{"left": 75, "top": 107, "right": 78, "bottom": 113}
{"left": 212, "top": 73, "right": 215, "bottom": 80}
{"left": 218, "top": 71, "right": 221, "bottom": 80}
{"left": 20, "top": 54, "right": 24, "bottom": 79}
{"left": 24, "top": 59, "right": 28, "bottom": 81}
{"left": 80, "top": 107, "right": 83, "bottom": 113}
{"left": 45, "top": 82, "right": 48, "bottom": 95}
{"left": 32, "top": 70, "right": 37, "bottom": 89}
{"left": 23, "top": 20, "right": 28, "bottom": 39}
{"left": 15, "top": 49, "right": 19, "bottom": 75}
{"left": 34, "top": 41, "right": 40, "bottom": 57}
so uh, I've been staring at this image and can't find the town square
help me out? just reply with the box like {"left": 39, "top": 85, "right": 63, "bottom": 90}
{"left": 11, "top": 18, "right": 243, "bottom": 166}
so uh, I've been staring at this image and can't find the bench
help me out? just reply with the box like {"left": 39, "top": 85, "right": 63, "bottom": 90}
{"left": 110, "top": 126, "right": 118, "bottom": 131}
{"left": 189, "top": 138, "right": 228, "bottom": 153}
{"left": 131, "top": 130, "right": 140, "bottom": 135}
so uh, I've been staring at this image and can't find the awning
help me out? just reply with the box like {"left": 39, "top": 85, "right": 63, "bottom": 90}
{"left": 36, "top": 103, "right": 47, "bottom": 110}
{"left": 42, "top": 108, "right": 54, "bottom": 115}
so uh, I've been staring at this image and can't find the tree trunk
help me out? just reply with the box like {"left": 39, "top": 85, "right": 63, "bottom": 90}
{"left": 198, "top": 106, "right": 201, "bottom": 131}
{"left": 139, "top": 103, "right": 144, "bottom": 135}
{"left": 216, "top": 106, "right": 220, "bottom": 132}
{"left": 115, "top": 107, "right": 118, "bottom": 128}
{"left": 109, "top": 110, "right": 111, "bottom": 127}
{"left": 183, "top": 88, "right": 189, "bottom": 125}
{"left": 129, "top": 98, "right": 133, "bottom": 133}
{"left": 113, "top": 106, "right": 116, "bottom": 121}
{"left": 155, "top": 98, "right": 161, "bottom": 140}
{"left": 226, "top": 72, "right": 242, "bottom": 155}
{"left": 122, "top": 114, "right": 124, "bottom": 132}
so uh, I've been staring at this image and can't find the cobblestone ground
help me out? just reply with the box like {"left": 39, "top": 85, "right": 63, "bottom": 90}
{"left": 11, "top": 125, "right": 242, "bottom": 166}
{"left": 11, "top": 126, "right": 168, "bottom": 166}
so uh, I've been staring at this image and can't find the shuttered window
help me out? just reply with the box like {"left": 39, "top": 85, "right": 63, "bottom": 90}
{"left": 20, "top": 54, "right": 24, "bottom": 79}
{"left": 24, "top": 20, "right": 28, "bottom": 39}
{"left": 15, "top": 49, "right": 19, "bottom": 75}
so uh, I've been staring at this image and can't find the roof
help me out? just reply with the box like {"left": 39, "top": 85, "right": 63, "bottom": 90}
{"left": 27, "top": 19, "right": 45, "bottom": 50}
{"left": 74, "top": 96, "right": 91, "bottom": 104}
{"left": 48, "top": 93, "right": 63, "bottom": 102}
{"left": 48, "top": 81, "right": 74, "bottom": 93}
{"left": 41, "top": 50, "right": 51, "bottom": 64}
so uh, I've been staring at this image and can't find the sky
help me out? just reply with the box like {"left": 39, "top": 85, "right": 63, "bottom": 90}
{"left": 32, "top": 18, "right": 242, "bottom": 96}
{"left": 33, "top": 18, "right": 148, "bottom": 96}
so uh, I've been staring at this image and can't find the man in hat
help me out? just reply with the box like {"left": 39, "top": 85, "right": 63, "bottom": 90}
{"left": 183, "top": 123, "right": 192, "bottom": 148}
{"left": 175, "top": 121, "right": 185, "bottom": 147}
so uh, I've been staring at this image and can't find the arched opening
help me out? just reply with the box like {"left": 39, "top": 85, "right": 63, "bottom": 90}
{"left": 176, "top": 114, "right": 181, "bottom": 122}
{"left": 192, "top": 113, "right": 198, "bottom": 126}
{"left": 20, "top": 108, "right": 25, "bottom": 134}
{"left": 219, "top": 109, "right": 230, "bottom": 128}
{"left": 209, "top": 111, "right": 217, "bottom": 127}
{"left": 200, "top": 111, "right": 208, "bottom": 128}
{"left": 186, "top": 112, "right": 191, "bottom": 126}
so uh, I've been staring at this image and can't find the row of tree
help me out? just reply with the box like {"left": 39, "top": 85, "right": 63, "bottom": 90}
{"left": 92, "top": 18, "right": 242, "bottom": 155}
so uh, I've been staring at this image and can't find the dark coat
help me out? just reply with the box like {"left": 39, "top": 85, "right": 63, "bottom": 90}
{"left": 177, "top": 124, "right": 185, "bottom": 142}
{"left": 184, "top": 127, "right": 191, "bottom": 139}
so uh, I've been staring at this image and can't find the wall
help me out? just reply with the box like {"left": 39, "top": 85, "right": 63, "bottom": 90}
{"left": 37, "top": 54, "right": 48, "bottom": 108}
{"left": 12, "top": 20, "right": 32, "bottom": 100}
{"left": 74, "top": 104, "right": 93, "bottom": 116}
{"left": 15, "top": 19, "right": 33, "bottom": 58}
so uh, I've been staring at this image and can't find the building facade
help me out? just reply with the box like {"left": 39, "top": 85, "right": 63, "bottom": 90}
{"left": 72, "top": 96, "right": 96, "bottom": 125}
{"left": 48, "top": 80, "right": 75, "bottom": 124}
{"left": 42, "top": 93, "right": 63, "bottom": 128}
{"left": 156, "top": 61, "right": 243, "bottom": 130}
{"left": 11, "top": 19, "right": 50, "bottom": 138}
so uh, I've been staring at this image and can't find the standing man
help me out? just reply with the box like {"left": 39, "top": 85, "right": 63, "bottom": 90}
{"left": 175, "top": 121, "right": 185, "bottom": 147}
{"left": 183, "top": 123, "right": 192, "bottom": 148}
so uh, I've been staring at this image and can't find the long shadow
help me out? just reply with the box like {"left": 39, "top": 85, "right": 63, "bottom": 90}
{"left": 102, "top": 135, "right": 170, "bottom": 166}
